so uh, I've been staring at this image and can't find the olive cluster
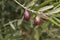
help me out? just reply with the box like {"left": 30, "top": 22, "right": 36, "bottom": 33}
{"left": 24, "top": 10, "right": 46, "bottom": 25}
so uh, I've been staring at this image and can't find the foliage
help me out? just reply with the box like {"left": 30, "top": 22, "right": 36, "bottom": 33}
{"left": 0, "top": 0, "right": 60, "bottom": 40}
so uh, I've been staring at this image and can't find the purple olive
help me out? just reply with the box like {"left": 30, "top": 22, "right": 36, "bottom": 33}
{"left": 24, "top": 10, "right": 30, "bottom": 21}
{"left": 34, "top": 16, "right": 41, "bottom": 25}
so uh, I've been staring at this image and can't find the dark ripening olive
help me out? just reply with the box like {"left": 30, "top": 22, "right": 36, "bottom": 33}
{"left": 34, "top": 16, "right": 41, "bottom": 25}
{"left": 24, "top": 10, "right": 30, "bottom": 21}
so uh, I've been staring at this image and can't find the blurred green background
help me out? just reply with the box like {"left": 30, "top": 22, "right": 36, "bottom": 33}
{"left": 0, "top": 0, "right": 60, "bottom": 40}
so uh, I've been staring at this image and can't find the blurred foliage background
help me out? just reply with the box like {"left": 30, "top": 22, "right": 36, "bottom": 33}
{"left": 0, "top": 0, "right": 60, "bottom": 40}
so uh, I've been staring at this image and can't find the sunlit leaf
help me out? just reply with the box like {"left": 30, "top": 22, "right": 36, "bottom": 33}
{"left": 39, "top": 5, "right": 54, "bottom": 11}
{"left": 47, "top": 7, "right": 60, "bottom": 15}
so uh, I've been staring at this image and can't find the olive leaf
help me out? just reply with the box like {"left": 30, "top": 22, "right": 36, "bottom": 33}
{"left": 39, "top": 5, "right": 54, "bottom": 11}
{"left": 47, "top": 7, "right": 60, "bottom": 15}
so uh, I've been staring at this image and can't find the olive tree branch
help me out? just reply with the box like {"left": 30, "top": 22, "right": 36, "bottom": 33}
{"left": 14, "top": 0, "right": 37, "bottom": 13}
{"left": 4, "top": 0, "right": 60, "bottom": 27}
{"left": 4, "top": 19, "right": 17, "bottom": 26}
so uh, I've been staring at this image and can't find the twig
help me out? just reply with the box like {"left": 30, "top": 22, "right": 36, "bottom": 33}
{"left": 4, "top": 19, "right": 17, "bottom": 26}
{"left": 4, "top": 17, "right": 24, "bottom": 26}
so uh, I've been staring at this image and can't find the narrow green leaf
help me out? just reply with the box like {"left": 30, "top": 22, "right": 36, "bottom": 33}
{"left": 39, "top": 5, "right": 54, "bottom": 11}
{"left": 53, "top": 2, "right": 60, "bottom": 7}
{"left": 47, "top": 17, "right": 60, "bottom": 27}
{"left": 52, "top": 13, "right": 60, "bottom": 18}
{"left": 26, "top": 0, "right": 38, "bottom": 8}
{"left": 34, "top": 0, "right": 53, "bottom": 10}
{"left": 52, "top": 17, "right": 60, "bottom": 23}
{"left": 53, "top": 4, "right": 60, "bottom": 10}
{"left": 9, "top": 23, "right": 16, "bottom": 30}
{"left": 29, "top": 30, "right": 34, "bottom": 40}
{"left": 34, "top": 26, "right": 40, "bottom": 40}
{"left": 26, "top": 1, "right": 35, "bottom": 8}
{"left": 47, "top": 7, "right": 60, "bottom": 15}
